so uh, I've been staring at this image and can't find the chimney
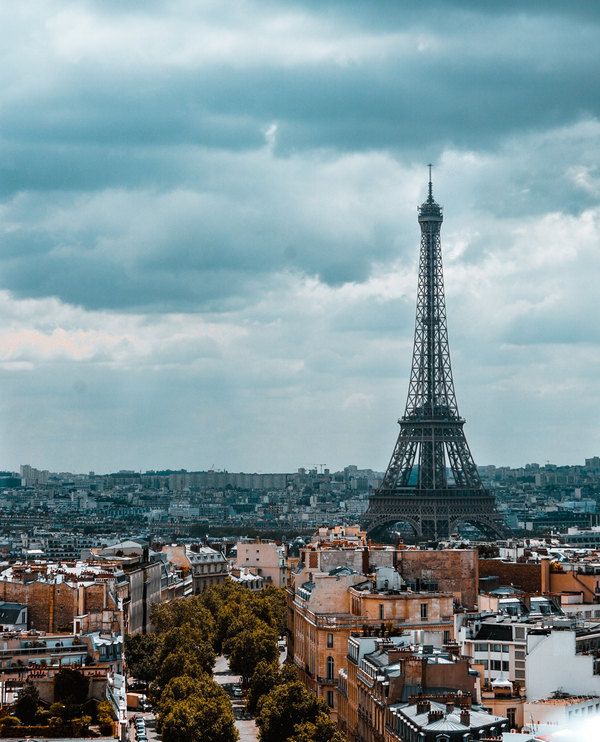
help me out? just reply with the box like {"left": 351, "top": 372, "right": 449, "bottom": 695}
{"left": 362, "top": 546, "right": 370, "bottom": 575}
{"left": 428, "top": 710, "right": 444, "bottom": 724}
{"left": 460, "top": 709, "right": 470, "bottom": 727}
{"left": 416, "top": 699, "right": 431, "bottom": 714}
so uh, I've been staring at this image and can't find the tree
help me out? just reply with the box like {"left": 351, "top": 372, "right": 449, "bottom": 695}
{"left": 151, "top": 595, "right": 216, "bottom": 642}
{"left": 156, "top": 674, "right": 229, "bottom": 733}
{"left": 289, "top": 713, "right": 347, "bottom": 742}
{"left": 125, "top": 632, "right": 160, "bottom": 682}
{"left": 256, "top": 681, "right": 327, "bottom": 742}
{"left": 157, "top": 626, "right": 215, "bottom": 674}
{"left": 246, "top": 660, "right": 297, "bottom": 715}
{"left": 96, "top": 700, "right": 114, "bottom": 736}
{"left": 224, "top": 621, "right": 278, "bottom": 685}
{"left": 151, "top": 649, "right": 209, "bottom": 699}
{"left": 161, "top": 695, "right": 238, "bottom": 742}
{"left": 14, "top": 681, "right": 41, "bottom": 725}
{"left": 0, "top": 715, "right": 21, "bottom": 736}
{"left": 253, "top": 587, "right": 287, "bottom": 635}
{"left": 54, "top": 668, "right": 89, "bottom": 706}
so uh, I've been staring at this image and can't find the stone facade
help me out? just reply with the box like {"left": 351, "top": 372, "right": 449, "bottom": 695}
{"left": 288, "top": 565, "right": 455, "bottom": 719}
{"left": 235, "top": 541, "right": 287, "bottom": 587}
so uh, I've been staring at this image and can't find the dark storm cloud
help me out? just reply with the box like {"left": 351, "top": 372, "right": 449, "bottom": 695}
{"left": 1, "top": 0, "right": 599, "bottom": 313}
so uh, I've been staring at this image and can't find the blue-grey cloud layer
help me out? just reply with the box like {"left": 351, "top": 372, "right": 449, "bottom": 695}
{"left": 1, "top": 0, "right": 600, "bottom": 471}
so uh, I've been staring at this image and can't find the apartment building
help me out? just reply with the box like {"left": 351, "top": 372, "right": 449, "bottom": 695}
{"left": 302, "top": 543, "right": 478, "bottom": 608}
{"left": 338, "top": 636, "right": 480, "bottom": 742}
{"left": 235, "top": 540, "right": 287, "bottom": 587}
{"left": 0, "top": 554, "right": 161, "bottom": 635}
{"left": 288, "top": 564, "right": 455, "bottom": 718}
{"left": 525, "top": 626, "right": 600, "bottom": 700}
{"left": 523, "top": 696, "right": 600, "bottom": 738}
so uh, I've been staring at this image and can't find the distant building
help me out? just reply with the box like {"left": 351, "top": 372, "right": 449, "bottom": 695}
{"left": 20, "top": 464, "right": 50, "bottom": 487}
{"left": 162, "top": 544, "right": 228, "bottom": 595}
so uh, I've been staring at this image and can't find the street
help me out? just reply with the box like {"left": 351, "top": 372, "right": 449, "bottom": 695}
{"left": 127, "top": 710, "right": 160, "bottom": 742}
{"left": 127, "top": 655, "right": 259, "bottom": 742}
{"left": 214, "top": 654, "right": 259, "bottom": 742}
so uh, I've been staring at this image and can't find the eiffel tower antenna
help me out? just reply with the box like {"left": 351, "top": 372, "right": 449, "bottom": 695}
{"left": 363, "top": 171, "right": 506, "bottom": 541}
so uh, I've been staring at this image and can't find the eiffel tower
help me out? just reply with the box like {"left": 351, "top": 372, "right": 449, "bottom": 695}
{"left": 364, "top": 168, "right": 506, "bottom": 541}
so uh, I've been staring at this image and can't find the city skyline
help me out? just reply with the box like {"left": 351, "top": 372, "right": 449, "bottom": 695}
{"left": 2, "top": 2, "right": 600, "bottom": 472}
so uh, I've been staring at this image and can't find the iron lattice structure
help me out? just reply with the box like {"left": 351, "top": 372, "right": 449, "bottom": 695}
{"left": 364, "top": 173, "right": 506, "bottom": 541}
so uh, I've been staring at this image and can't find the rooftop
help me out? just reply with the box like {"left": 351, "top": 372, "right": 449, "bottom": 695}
{"left": 391, "top": 699, "right": 506, "bottom": 732}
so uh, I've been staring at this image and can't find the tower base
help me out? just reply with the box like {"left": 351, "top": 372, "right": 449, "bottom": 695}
{"left": 363, "top": 489, "right": 507, "bottom": 541}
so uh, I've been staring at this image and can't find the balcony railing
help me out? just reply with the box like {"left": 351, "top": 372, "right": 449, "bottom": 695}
{"left": 316, "top": 676, "right": 338, "bottom": 686}
{"left": 0, "top": 644, "right": 88, "bottom": 658}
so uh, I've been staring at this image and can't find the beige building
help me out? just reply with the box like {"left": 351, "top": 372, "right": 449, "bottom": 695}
{"left": 301, "top": 543, "right": 478, "bottom": 608}
{"left": 235, "top": 540, "right": 287, "bottom": 587}
{"left": 288, "top": 564, "right": 455, "bottom": 718}
{"left": 337, "top": 635, "right": 481, "bottom": 742}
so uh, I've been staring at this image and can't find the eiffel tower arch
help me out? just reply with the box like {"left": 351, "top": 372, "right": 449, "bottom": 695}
{"left": 363, "top": 169, "right": 507, "bottom": 542}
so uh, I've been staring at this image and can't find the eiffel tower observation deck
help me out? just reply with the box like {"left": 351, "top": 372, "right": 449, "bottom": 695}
{"left": 363, "top": 169, "right": 506, "bottom": 541}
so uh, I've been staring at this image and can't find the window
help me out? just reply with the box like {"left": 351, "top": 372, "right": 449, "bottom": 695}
{"left": 502, "top": 661, "right": 509, "bottom": 671}
{"left": 490, "top": 644, "right": 501, "bottom": 653}
{"left": 475, "top": 643, "right": 488, "bottom": 652}
{"left": 379, "top": 603, "right": 384, "bottom": 620}
{"left": 420, "top": 603, "right": 428, "bottom": 620}
{"left": 443, "top": 630, "right": 450, "bottom": 644}
{"left": 490, "top": 660, "right": 502, "bottom": 671}
{"left": 507, "top": 708, "right": 516, "bottom": 728}
{"left": 327, "top": 690, "right": 334, "bottom": 708}
{"left": 327, "top": 633, "right": 334, "bottom": 648}
{"left": 514, "top": 627, "right": 525, "bottom": 640}
{"left": 326, "top": 656, "right": 335, "bottom": 680}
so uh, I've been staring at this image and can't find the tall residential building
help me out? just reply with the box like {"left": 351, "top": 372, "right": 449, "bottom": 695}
{"left": 288, "top": 564, "right": 454, "bottom": 718}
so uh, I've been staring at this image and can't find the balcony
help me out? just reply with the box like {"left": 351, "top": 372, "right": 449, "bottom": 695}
{"left": 317, "top": 676, "right": 339, "bottom": 686}
{"left": 314, "top": 613, "right": 362, "bottom": 629}
{"left": 0, "top": 644, "right": 88, "bottom": 658}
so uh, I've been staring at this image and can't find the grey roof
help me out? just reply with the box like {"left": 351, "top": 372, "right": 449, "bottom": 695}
{"left": 328, "top": 565, "right": 356, "bottom": 576}
{"left": 490, "top": 585, "right": 524, "bottom": 595}
{"left": 396, "top": 700, "right": 506, "bottom": 731}
{"left": 0, "top": 601, "right": 26, "bottom": 624}
{"left": 475, "top": 623, "right": 513, "bottom": 641}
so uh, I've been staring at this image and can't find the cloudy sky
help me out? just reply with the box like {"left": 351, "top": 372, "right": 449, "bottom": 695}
{"left": 2, "top": 0, "right": 600, "bottom": 474}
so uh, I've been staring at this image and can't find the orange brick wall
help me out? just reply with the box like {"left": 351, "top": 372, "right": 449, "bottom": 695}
{"left": 397, "top": 550, "right": 478, "bottom": 608}
{"left": 478, "top": 559, "right": 542, "bottom": 594}
{"left": 0, "top": 580, "right": 110, "bottom": 632}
